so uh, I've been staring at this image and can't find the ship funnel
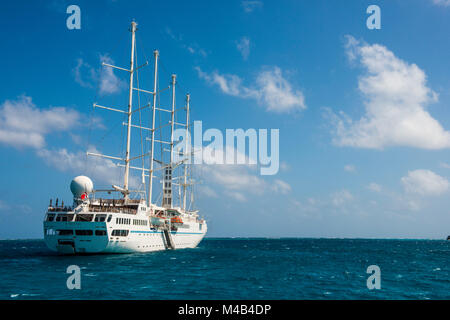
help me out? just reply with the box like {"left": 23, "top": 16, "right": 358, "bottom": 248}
{"left": 70, "top": 176, "right": 94, "bottom": 198}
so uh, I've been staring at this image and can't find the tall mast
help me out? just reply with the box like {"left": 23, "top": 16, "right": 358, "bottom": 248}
{"left": 170, "top": 74, "right": 176, "bottom": 163}
{"left": 161, "top": 74, "right": 176, "bottom": 209}
{"left": 123, "top": 21, "right": 137, "bottom": 197}
{"left": 148, "top": 50, "right": 159, "bottom": 207}
{"left": 182, "top": 94, "right": 190, "bottom": 211}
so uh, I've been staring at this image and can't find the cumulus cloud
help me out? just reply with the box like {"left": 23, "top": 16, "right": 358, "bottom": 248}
{"left": 0, "top": 96, "right": 80, "bottom": 149}
{"left": 195, "top": 67, "right": 244, "bottom": 97}
{"left": 200, "top": 150, "right": 291, "bottom": 202}
{"left": 98, "top": 55, "right": 126, "bottom": 95}
{"left": 72, "top": 55, "right": 125, "bottom": 95}
{"left": 271, "top": 179, "right": 292, "bottom": 194}
{"left": 241, "top": 1, "right": 263, "bottom": 12}
{"left": 73, "top": 58, "right": 96, "bottom": 88}
{"left": 432, "top": 0, "right": 450, "bottom": 6}
{"left": 367, "top": 182, "right": 382, "bottom": 193}
{"left": 344, "top": 164, "right": 356, "bottom": 172}
{"left": 329, "top": 36, "right": 450, "bottom": 150}
{"left": 37, "top": 147, "right": 141, "bottom": 188}
{"left": 331, "top": 189, "right": 354, "bottom": 207}
{"left": 195, "top": 66, "right": 306, "bottom": 113}
{"left": 202, "top": 165, "right": 266, "bottom": 198}
{"left": 236, "top": 37, "right": 250, "bottom": 60}
{"left": 165, "top": 27, "right": 207, "bottom": 57}
{"left": 440, "top": 162, "right": 450, "bottom": 169}
{"left": 198, "top": 185, "right": 218, "bottom": 198}
{"left": 401, "top": 169, "right": 449, "bottom": 196}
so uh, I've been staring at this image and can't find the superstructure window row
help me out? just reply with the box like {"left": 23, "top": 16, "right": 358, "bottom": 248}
{"left": 111, "top": 229, "right": 129, "bottom": 237}
{"left": 133, "top": 219, "right": 147, "bottom": 226}
{"left": 116, "top": 218, "right": 131, "bottom": 225}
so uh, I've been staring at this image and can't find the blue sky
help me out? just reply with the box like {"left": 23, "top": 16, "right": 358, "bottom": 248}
{"left": 0, "top": 0, "right": 449, "bottom": 239}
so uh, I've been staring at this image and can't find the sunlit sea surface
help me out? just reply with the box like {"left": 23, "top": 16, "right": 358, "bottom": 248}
{"left": 0, "top": 238, "right": 449, "bottom": 299}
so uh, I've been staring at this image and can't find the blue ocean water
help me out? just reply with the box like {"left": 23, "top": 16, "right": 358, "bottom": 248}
{"left": 0, "top": 238, "right": 449, "bottom": 300}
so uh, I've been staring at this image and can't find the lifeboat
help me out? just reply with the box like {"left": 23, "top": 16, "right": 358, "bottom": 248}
{"left": 170, "top": 216, "right": 183, "bottom": 225}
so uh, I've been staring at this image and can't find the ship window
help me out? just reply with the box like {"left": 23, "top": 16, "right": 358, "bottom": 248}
{"left": 111, "top": 229, "right": 129, "bottom": 237}
{"left": 56, "top": 229, "right": 73, "bottom": 235}
{"left": 46, "top": 214, "right": 55, "bottom": 222}
{"left": 94, "top": 214, "right": 107, "bottom": 222}
{"left": 75, "top": 230, "right": 93, "bottom": 236}
{"left": 75, "top": 214, "right": 93, "bottom": 222}
{"left": 95, "top": 230, "right": 107, "bottom": 236}
{"left": 107, "top": 215, "right": 112, "bottom": 222}
{"left": 199, "top": 223, "right": 202, "bottom": 230}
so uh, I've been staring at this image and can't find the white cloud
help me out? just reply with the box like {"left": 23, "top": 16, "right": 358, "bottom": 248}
{"left": 329, "top": 36, "right": 450, "bottom": 150}
{"left": 0, "top": 96, "right": 80, "bottom": 149}
{"left": 280, "top": 161, "right": 290, "bottom": 172}
{"left": 331, "top": 189, "right": 353, "bottom": 207}
{"left": 99, "top": 55, "right": 126, "bottom": 95}
{"left": 367, "top": 182, "right": 382, "bottom": 193}
{"left": 195, "top": 67, "right": 244, "bottom": 97}
{"left": 202, "top": 165, "right": 266, "bottom": 197}
{"left": 344, "top": 164, "right": 356, "bottom": 172}
{"left": 165, "top": 27, "right": 207, "bottom": 57}
{"left": 200, "top": 156, "right": 290, "bottom": 202}
{"left": 37, "top": 147, "right": 141, "bottom": 188}
{"left": 226, "top": 191, "right": 247, "bottom": 202}
{"left": 236, "top": 37, "right": 250, "bottom": 60}
{"left": 198, "top": 185, "right": 218, "bottom": 198}
{"left": 401, "top": 169, "right": 449, "bottom": 196}
{"left": 271, "top": 179, "right": 292, "bottom": 194}
{"left": 72, "top": 55, "right": 125, "bottom": 95}
{"left": 440, "top": 162, "right": 450, "bottom": 169}
{"left": 195, "top": 66, "right": 306, "bottom": 113}
{"left": 0, "top": 200, "right": 31, "bottom": 215}
{"left": 432, "top": 0, "right": 450, "bottom": 6}
{"left": 256, "top": 67, "right": 306, "bottom": 113}
{"left": 242, "top": 1, "right": 263, "bottom": 12}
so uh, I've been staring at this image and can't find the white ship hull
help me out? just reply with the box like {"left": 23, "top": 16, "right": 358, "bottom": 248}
{"left": 43, "top": 210, "right": 207, "bottom": 254}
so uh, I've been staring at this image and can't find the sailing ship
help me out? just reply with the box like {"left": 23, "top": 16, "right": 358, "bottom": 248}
{"left": 43, "top": 21, "right": 207, "bottom": 254}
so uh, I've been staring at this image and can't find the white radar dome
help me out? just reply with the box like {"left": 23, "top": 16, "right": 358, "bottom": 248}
{"left": 70, "top": 176, "right": 94, "bottom": 198}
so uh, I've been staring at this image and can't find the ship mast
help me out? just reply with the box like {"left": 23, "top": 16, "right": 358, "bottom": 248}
{"left": 123, "top": 21, "right": 137, "bottom": 196}
{"left": 161, "top": 74, "right": 176, "bottom": 209}
{"left": 148, "top": 50, "right": 159, "bottom": 207}
{"left": 182, "top": 94, "right": 190, "bottom": 210}
{"left": 88, "top": 21, "right": 144, "bottom": 200}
